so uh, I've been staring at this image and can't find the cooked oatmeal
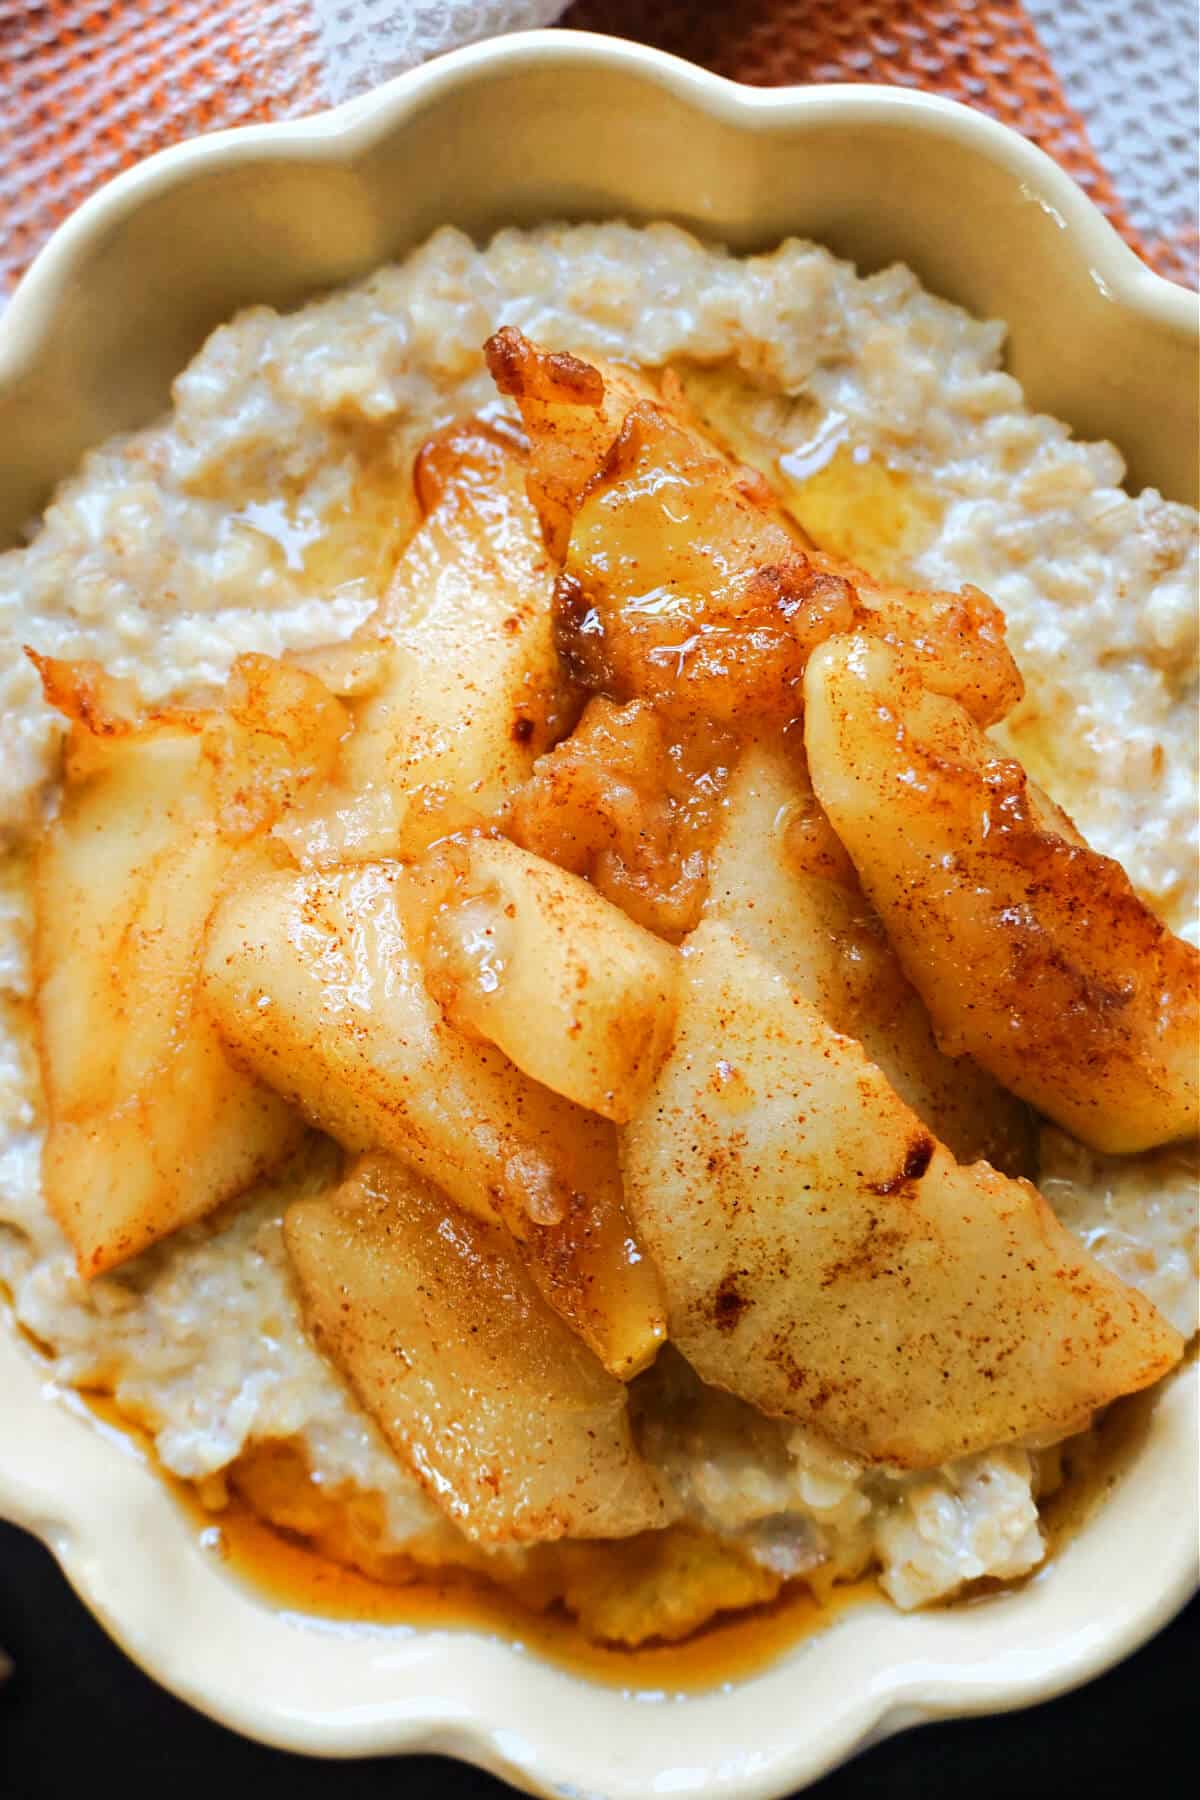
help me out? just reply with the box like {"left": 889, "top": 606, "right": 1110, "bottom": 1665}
{"left": 1, "top": 222, "right": 1195, "bottom": 1621}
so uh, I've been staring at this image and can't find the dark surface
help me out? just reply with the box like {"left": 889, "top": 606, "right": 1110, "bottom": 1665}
{"left": 0, "top": 1516, "right": 1194, "bottom": 1797}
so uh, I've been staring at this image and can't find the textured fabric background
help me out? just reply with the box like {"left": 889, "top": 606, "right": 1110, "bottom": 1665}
{"left": 1025, "top": 0, "right": 1199, "bottom": 284}
{"left": 1, "top": 1, "right": 1196, "bottom": 295}
{"left": 558, "top": 0, "right": 1199, "bottom": 286}
{"left": 0, "top": 0, "right": 322, "bottom": 289}
{"left": 309, "top": 0, "right": 557, "bottom": 99}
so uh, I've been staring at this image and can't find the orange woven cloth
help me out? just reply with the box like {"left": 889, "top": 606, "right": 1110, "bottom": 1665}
{"left": 0, "top": 0, "right": 323, "bottom": 288}
{"left": 1, "top": 0, "right": 1196, "bottom": 293}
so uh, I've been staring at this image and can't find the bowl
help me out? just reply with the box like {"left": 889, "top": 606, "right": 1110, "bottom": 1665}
{"left": 0, "top": 28, "right": 1196, "bottom": 1798}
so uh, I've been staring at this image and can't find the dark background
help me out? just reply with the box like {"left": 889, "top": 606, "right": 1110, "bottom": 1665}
{"left": 1, "top": 1518, "right": 1194, "bottom": 1797}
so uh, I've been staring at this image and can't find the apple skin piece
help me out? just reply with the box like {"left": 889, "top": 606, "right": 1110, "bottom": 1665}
{"left": 29, "top": 654, "right": 339, "bottom": 1276}
{"left": 620, "top": 920, "right": 1183, "bottom": 1470}
{"left": 202, "top": 859, "right": 667, "bottom": 1378}
{"left": 703, "top": 739, "right": 1035, "bottom": 1175}
{"left": 422, "top": 834, "right": 681, "bottom": 1123}
{"left": 804, "top": 634, "right": 1200, "bottom": 1155}
{"left": 284, "top": 1155, "right": 676, "bottom": 1547}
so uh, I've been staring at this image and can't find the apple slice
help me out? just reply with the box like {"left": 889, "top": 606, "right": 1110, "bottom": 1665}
{"left": 203, "top": 859, "right": 667, "bottom": 1377}
{"left": 277, "top": 420, "right": 567, "bottom": 866}
{"left": 703, "top": 739, "right": 1034, "bottom": 1173}
{"left": 620, "top": 920, "right": 1182, "bottom": 1468}
{"left": 422, "top": 834, "right": 681, "bottom": 1122}
{"left": 30, "top": 655, "right": 333, "bottom": 1274}
{"left": 285, "top": 1155, "right": 675, "bottom": 1547}
{"left": 485, "top": 327, "right": 1022, "bottom": 727}
{"left": 804, "top": 634, "right": 1200, "bottom": 1153}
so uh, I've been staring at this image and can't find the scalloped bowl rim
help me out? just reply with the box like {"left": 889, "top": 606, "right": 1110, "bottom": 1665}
{"left": 0, "top": 30, "right": 1196, "bottom": 1799}
{"left": 3, "top": 31, "right": 1197, "bottom": 383}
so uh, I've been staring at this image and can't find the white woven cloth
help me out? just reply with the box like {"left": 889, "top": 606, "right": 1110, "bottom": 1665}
{"left": 310, "top": 0, "right": 560, "bottom": 102}
{"left": 1025, "top": 0, "right": 1199, "bottom": 257}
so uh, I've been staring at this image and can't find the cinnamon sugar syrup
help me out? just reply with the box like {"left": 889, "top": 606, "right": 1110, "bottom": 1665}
{"left": 34, "top": 1364, "right": 1159, "bottom": 1695}
{"left": 55, "top": 1384, "right": 877, "bottom": 1692}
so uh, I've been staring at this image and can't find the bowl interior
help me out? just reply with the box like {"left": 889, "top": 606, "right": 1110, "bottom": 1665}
{"left": 0, "top": 43, "right": 1195, "bottom": 548}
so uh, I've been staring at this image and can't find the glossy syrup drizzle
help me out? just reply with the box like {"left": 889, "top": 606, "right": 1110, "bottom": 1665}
{"left": 54, "top": 1380, "right": 879, "bottom": 1695}
{"left": 50, "top": 1368, "right": 1165, "bottom": 1697}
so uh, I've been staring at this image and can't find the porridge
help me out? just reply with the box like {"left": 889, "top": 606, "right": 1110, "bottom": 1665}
{"left": 0, "top": 222, "right": 1195, "bottom": 1640}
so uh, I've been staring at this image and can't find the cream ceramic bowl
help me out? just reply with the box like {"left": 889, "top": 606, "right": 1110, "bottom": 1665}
{"left": 0, "top": 29, "right": 1196, "bottom": 1797}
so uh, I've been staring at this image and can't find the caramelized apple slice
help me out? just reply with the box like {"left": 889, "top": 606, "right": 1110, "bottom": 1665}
{"left": 703, "top": 740, "right": 1034, "bottom": 1173}
{"left": 30, "top": 655, "right": 330, "bottom": 1275}
{"left": 804, "top": 635, "right": 1200, "bottom": 1154}
{"left": 422, "top": 834, "right": 681, "bottom": 1123}
{"left": 485, "top": 328, "right": 1021, "bottom": 727}
{"left": 285, "top": 1156, "right": 675, "bottom": 1546}
{"left": 215, "top": 652, "right": 349, "bottom": 828}
{"left": 482, "top": 328, "right": 646, "bottom": 559}
{"left": 620, "top": 921, "right": 1182, "bottom": 1468}
{"left": 202, "top": 860, "right": 666, "bottom": 1376}
{"left": 807, "top": 546, "right": 1021, "bottom": 729}
{"left": 277, "top": 420, "right": 566, "bottom": 865}
{"left": 509, "top": 696, "right": 736, "bottom": 940}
